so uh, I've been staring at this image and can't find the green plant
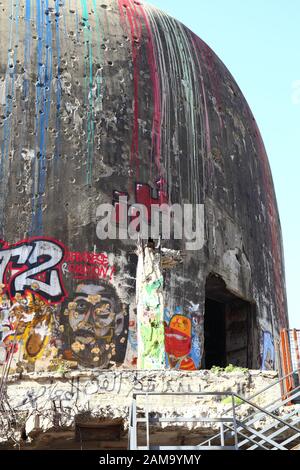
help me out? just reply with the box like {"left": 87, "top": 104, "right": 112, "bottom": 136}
{"left": 211, "top": 364, "right": 248, "bottom": 374}
{"left": 221, "top": 396, "right": 244, "bottom": 406}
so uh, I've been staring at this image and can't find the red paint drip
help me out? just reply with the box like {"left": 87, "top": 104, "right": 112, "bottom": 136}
{"left": 118, "top": 1, "right": 143, "bottom": 180}
{"left": 253, "top": 121, "right": 287, "bottom": 329}
{"left": 136, "top": 2, "right": 162, "bottom": 174}
{"left": 118, "top": 1, "right": 162, "bottom": 181}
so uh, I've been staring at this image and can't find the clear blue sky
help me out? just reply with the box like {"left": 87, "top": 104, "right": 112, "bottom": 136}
{"left": 150, "top": 0, "right": 300, "bottom": 328}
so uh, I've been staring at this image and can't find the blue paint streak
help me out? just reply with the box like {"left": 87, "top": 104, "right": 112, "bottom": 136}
{"left": 23, "top": 0, "right": 31, "bottom": 99}
{"left": 0, "top": 0, "right": 19, "bottom": 226}
{"left": 54, "top": 0, "right": 62, "bottom": 163}
{"left": 1, "top": 1, "right": 13, "bottom": 171}
{"left": 31, "top": 0, "right": 53, "bottom": 235}
{"left": 36, "top": 0, "right": 53, "bottom": 233}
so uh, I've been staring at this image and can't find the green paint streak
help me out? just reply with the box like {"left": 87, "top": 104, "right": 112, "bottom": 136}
{"left": 140, "top": 321, "right": 165, "bottom": 368}
{"left": 145, "top": 278, "right": 163, "bottom": 295}
{"left": 140, "top": 275, "right": 165, "bottom": 369}
{"left": 92, "top": 0, "right": 104, "bottom": 104}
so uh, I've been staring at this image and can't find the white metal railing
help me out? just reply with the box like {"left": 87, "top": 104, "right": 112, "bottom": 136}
{"left": 128, "top": 371, "right": 300, "bottom": 451}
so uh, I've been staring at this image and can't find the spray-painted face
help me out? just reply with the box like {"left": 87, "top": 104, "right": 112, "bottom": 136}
{"left": 61, "top": 283, "right": 124, "bottom": 368}
{"left": 165, "top": 314, "right": 192, "bottom": 358}
{"left": 69, "top": 295, "right": 120, "bottom": 344}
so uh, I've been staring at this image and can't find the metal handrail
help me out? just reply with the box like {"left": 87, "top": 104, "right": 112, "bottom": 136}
{"left": 240, "top": 368, "right": 300, "bottom": 402}
{"left": 131, "top": 390, "right": 300, "bottom": 434}
{"left": 199, "top": 368, "right": 300, "bottom": 447}
{"left": 236, "top": 387, "right": 300, "bottom": 448}
{"left": 129, "top": 382, "right": 300, "bottom": 450}
{"left": 129, "top": 391, "right": 240, "bottom": 450}
{"left": 233, "top": 392, "right": 300, "bottom": 434}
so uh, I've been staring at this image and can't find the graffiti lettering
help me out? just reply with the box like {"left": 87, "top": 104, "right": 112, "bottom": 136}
{"left": 62, "top": 250, "right": 115, "bottom": 282}
{"left": 0, "top": 238, "right": 66, "bottom": 303}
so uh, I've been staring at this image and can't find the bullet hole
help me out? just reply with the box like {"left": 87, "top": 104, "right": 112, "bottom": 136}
{"left": 101, "top": 4, "right": 108, "bottom": 8}
{"left": 107, "top": 61, "right": 113, "bottom": 66}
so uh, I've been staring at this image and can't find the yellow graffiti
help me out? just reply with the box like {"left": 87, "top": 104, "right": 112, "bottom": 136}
{"left": 0, "top": 288, "right": 54, "bottom": 363}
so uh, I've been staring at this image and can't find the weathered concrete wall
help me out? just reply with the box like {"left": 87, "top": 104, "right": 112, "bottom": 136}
{"left": 1, "top": 369, "right": 283, "bottom": 448}
{"left": 0, "top": 0, "right": 288, "bottom": 374}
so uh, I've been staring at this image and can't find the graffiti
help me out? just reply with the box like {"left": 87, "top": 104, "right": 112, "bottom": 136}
{"left": 0, "top": 237, "right": 127, "bottom": 372}
{"left": 15, "top": 370, "right": 206, "bottom": 413}
{"left": 113, "top": 179, "right": 169, "bottom": 226}
{"left": 0, "top": 290, "right": 56, "bottom": 365}
{"left": 262, "top": 331, "right": 275, "bottom": 370}
{"left": 135, "top": 179, "right": 168, "bottom": 223}
{"left": 125, "top": 317, "right": 138, "bottom": 367}
{"left": 62, "top": 250, "right": 115, "bottom": 282}
{"left": 165, "top": 303, "right": 203, "bottom": 371}
{"left": 0, "top": 238, "right": 66, "bottom": 303}
{"left": 59, "top": 282, "right": 128, "bottom": 369}
{"left": 136, "top": 244, "right": 165, "bottom": 370}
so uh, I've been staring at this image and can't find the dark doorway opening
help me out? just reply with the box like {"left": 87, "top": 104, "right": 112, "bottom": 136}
{"left": 204, "top": 298, "right": 226, "bottom": 369}
{"left": 204, "top": 274, "right": 258, "bottom": 369}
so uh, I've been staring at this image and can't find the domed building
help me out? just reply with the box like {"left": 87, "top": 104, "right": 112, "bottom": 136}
{"left": 0, "top": 0, "right": 288, "bottom": 380}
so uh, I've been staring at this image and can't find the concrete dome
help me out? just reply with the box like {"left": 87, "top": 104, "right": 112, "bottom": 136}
{"left": 0, "top": 0, "right": 287, "bottom": 373}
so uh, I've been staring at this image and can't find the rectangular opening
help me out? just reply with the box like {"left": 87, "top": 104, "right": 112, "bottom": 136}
{"left": 75, "top": 419, "right": 123, "bottom": 442}
{"left": 204, "top": 299, "right": 226, "bottom": 368}
{"left": 204, "top": 274, "right": 257, "bottom": 369}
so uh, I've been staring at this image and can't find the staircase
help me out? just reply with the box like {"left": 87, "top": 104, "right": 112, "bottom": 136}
{"left": 128, "top": 369, "right": 300, "bottom": 450}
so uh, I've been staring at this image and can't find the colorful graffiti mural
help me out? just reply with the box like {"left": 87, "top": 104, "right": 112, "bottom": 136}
{"left": 0, "top": 290, "right": 55, "bottom": 365}
{"left": 165, "top": 303, "right": 203, "bottom": 371}
{"left": 0, "top": 236, "right": 127, "bottom": 372}
{"left": 59, "top": 282, "right": 128, "bottom": 369}
{"left": 0, "top": 238, "right": 66, "bottom": 303}
{"left": 262, "top": 331, "right": 275, "bottom": 370}
{"left": 136, "top": 244, "right": 165, "bottom": 370}
{"left": 0, "top": 236, "right": 202, "bottom": 372}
